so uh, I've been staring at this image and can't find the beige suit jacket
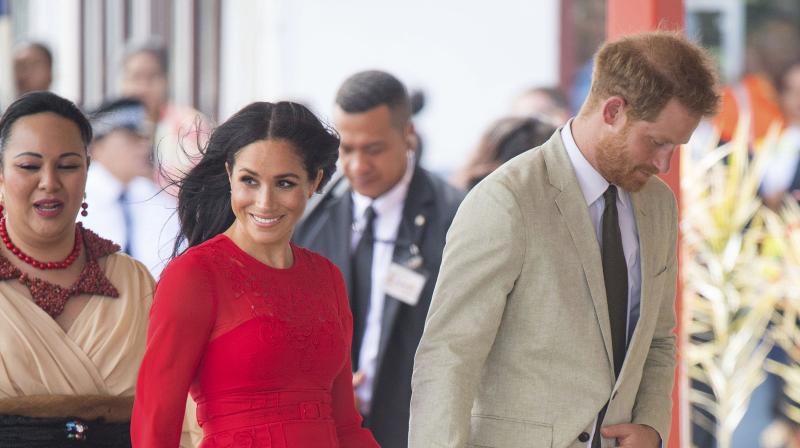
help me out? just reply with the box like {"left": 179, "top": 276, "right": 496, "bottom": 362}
{"left": 409, "top": 131, "right": 678, "bottom": 448}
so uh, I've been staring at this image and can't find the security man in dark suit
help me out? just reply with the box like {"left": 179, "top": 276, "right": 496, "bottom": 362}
{"left": 293, "top": 70, "right": 463, "bottom": 447}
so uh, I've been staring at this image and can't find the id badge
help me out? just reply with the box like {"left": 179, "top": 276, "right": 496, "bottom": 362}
{"left": 384, "top": 260, "right": 428, "bottom": 306}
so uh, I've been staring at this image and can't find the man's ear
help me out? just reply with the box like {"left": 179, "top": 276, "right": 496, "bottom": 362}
{"left": 405, "top": 122, "right": 418, "bottom": 152}
{"left": 600, "top": 96, "right": 628, "bottom": 130}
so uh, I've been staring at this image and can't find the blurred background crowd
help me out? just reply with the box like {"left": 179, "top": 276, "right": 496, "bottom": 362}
{"left": 2, "top": 0, "right": 800, "bottom": 447}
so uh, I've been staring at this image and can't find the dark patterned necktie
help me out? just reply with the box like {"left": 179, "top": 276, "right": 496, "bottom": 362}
{"left": 593, "top": 185, "right": 629, "bottom": 448}
{"left": 602, "top": 185, "right": 628, "bottom": 378}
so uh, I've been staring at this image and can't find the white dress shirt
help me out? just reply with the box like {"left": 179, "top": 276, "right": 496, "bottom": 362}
{"left": 761, "top": 126, "right": 800, "bottom": 198}
{"left": 561, "top": 121, "right": 642, "bottom": 446}
{"left": 80, "top": 162, "right": 179, "bottom": 278}
{"left": 350, "top": 153, "right": 415, "bottom": 414}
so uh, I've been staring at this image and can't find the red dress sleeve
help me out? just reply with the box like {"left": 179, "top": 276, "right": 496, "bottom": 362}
{"left": 131, "top": 251, "right": 216, "bottom": 447}
{"left": 326, "top": 261, "right": 380, "bottom": 447}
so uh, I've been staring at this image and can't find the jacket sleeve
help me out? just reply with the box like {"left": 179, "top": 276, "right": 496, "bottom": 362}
{"left": 631, "top": 192, "right": 678, "bottom": 445}
{"left": 409, "top": 177, "right": 526, "bottom": 447}
{"left": 131, "top": 253, "right": 216, "bottom": 448}
{"left": 327, "top": 261, "right": 380, "bottom": 448}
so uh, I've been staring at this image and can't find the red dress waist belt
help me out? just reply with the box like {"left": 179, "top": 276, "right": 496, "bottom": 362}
{"left": 197, "top": 390, "right": 333, "bottom": 435}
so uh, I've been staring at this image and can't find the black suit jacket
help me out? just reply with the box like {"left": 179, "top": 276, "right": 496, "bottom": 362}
{"left": 293, "top": 167, "right": 463, "bottom": 448}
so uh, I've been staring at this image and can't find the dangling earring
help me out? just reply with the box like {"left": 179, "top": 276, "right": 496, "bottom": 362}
{"left": 81, "top": 194, "right": 88, "bottom": 217}
{"left": 0, "top": 193, "right": 4, "bottom": 215}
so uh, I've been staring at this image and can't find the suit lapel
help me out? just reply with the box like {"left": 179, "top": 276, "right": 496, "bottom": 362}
{"left": 376, "top": 168, "right": 434, "bottom": 372}
{"left": 544, "top": 133, "right": 616, "bottom": 377}
{"left": 622, "top": 191, "right": 653, "bottom": 376}
{"left": 314, "top": 193, "right": 354, "bottom": 294}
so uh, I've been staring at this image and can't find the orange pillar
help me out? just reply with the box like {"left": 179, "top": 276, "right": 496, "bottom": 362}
{"left": 606, "top": 1, "right": 686, "bottom": 447}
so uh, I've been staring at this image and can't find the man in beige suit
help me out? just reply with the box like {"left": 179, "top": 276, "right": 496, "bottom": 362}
{"left": 410, "top": 31, "right": 720, "bottom": 448}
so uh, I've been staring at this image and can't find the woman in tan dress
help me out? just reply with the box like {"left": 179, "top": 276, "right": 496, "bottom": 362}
{"left": 0, "top": 91, "right": 153, "bottom": 447}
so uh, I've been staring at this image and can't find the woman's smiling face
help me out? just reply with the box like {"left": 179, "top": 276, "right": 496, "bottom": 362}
{"left": 226, "top": 138, "right": 321, "bottom": 255}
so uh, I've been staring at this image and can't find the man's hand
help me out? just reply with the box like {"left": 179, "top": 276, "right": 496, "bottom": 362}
{"left": 352, "top": 371, "right": 365, "bottom": 409}
{"left": 601, "top": 423, "right": 660, "bottom": 447}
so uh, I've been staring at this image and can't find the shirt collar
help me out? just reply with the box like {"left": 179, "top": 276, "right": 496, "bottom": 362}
{"left": 352, "top": 152, "right": 416, "bottom": 222}
{"left": 560, "top": 120, "right": 609, "bottom": 207}
{"left": 560, "top": 120, "right": 631, "bottom": 210}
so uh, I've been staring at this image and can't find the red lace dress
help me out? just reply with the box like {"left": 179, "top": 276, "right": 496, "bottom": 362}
{"left": 130, "top": 235, "right": 378, "bottom": 447}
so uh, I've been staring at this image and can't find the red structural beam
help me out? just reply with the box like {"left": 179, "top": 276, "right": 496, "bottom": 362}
{"left": 606, "top": 1, "right": 686, "bottom": 447}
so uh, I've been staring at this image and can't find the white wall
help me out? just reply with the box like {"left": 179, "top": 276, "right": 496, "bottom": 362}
{"left": 220, "top": 0, "right": 286, "bottom": 118}
{"left": 221, "top": 0, "right": 560, "bottom": 173}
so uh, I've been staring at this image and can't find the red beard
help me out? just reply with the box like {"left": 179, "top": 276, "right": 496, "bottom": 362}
{"left": 595, "top": 126, "right": 658, "bottom": 192}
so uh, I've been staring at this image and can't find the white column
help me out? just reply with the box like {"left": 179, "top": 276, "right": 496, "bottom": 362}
{"left": 0, "top": 10, "right": 13, "bottom": 107}
{"left": 197, "top": 0, "right": 219, "bottom": 119}
{"left": 104, "top": 0, "right": 126, "bottom": 98}
{"left": 172, "top": 0, "right": 193, "bottom": 107}
{"left": 130, "top": 0, "right": 152, "bottom": 43}
{"left": 83, "top": 0, "right": 105, "bottom": 108}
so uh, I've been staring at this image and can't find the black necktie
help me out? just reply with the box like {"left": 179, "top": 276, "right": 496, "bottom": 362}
{"left": 602, "top": 185, "right": 628, "bottom": 377}
{"left": 593, "top": 185, "right": 629, "bottom": 448}
{"left": 351, "top": 206, "right": 376, "bottom": 370}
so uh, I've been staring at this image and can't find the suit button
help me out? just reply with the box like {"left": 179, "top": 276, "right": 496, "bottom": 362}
{"left": 578, "top": 432, "right": 590, "bottom": 442}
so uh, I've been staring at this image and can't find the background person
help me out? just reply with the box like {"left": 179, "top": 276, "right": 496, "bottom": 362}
{"left": 714, "top": 17, "right": 800, "bottom": 146}
{"left": 762, "top": 60, "right": 800, "bottom": 209}
{"left": 450, "top": 115, "right": 556, "bottom": 190}
{"left": 511, "top": 86, "right": 571, "bottom": 126}
{"left": 293, "top": 70, "right": 463, "bottom": 448}
{"left": 81, "top": 97, "right": 179, "bottom": 277}
{"left": 12, "top": 41, "right": 53, "bottom": 98}
{"left": 119, "top": 40, "right": 211, "bottom": 190}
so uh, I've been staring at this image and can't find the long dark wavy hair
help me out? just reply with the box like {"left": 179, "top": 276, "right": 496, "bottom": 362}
{"left": 172, "top": 101, "right": 339, "bottom": 257}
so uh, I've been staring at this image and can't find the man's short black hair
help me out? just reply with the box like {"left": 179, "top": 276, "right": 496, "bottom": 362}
{"left": 334, "top": 70, "right": 411, "bottom": 128}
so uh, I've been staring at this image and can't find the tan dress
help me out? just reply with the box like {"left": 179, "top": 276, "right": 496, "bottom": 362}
{"left": 0, "top": 242, "right": 202, "bottom": 446}
{"left": 0, "top": 252, "right": 153, "bottom": 399}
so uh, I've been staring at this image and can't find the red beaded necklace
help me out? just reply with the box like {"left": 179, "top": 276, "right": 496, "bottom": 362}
{"left": 0, "top": 217, "right": 82, "bottom": 270}
{"left": 0, "top": 224, "right": 121, "bottom": 318}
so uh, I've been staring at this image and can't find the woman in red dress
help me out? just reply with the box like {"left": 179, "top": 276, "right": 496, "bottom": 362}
{"left": 131, "top": 102, "right": 379, "bottom": 447}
